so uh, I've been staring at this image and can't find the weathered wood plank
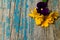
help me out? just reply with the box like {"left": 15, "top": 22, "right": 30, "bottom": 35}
{"left": 0, "top": 0, "right": 60, "bottom": 40}
{"left": 0, "top": 0, "right": 3, "bottom": 40}
{"left": 10, "top": 0, "right": 16, "bottom": 40}
{"left": 2, "top": 0, "right": 11, "bottom": 40}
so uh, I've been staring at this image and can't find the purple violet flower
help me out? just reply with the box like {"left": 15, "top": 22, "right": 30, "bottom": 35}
{"left": 36, "top": 1, "right": 50, "bottom": 16}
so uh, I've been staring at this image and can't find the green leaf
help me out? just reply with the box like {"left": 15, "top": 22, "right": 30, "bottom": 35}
{"left": 42, "top": 0, "right": 47, "bottom": 2}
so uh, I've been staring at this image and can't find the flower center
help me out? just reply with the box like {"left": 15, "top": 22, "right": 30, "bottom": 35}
{"left": 41, "top": 8, "right": 43, "bottom": 10}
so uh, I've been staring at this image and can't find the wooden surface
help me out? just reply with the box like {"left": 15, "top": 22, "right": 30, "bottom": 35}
{"left": 0, "top": 0, "right": 60, "bottom": 40}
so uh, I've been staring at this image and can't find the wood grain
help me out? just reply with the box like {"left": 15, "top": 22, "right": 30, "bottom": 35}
{"left": 0, "top": 0, "right": 60, "bottom": 40}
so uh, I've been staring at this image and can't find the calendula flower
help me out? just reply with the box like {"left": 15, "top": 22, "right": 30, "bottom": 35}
{"left": 28, "top": 0, "right": 59, "bottom": 28}
{"left": 28, "top": 8, "right": 44, "bottom": 25}
{"left": 41, "top": 11, "right": 59, "bottom": 27}
{"left": 34, "top": 14, "right": 44, "bottom": 25}
{"left": 28, "top": 8, "right": 59, "bottom": 27}
{"left": 41, "top": 16, "right": 54, "bottom": 27}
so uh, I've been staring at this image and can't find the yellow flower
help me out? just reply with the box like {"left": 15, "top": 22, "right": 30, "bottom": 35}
{"left": 41, "top": 17, "right": 54, "bottom": 27}
{"left": 28, "top": 8, "right": 44, "bottom": 25}
{"left": 28, "top": 8, "right": 39, "bottom": 18}
{"left": 52, "top": 11, "right": 59, "bottom": 19}
{"left": 41, "top": 11, "right": 59, "bottom": 27}
{"left": 35, "top": 14, "right": 44, "bottom": 25}
{"left": 28, "top": 8, "right": 59, "bottom": 28}
{"left": 49, "top": 11, "right": 59, "bottom": 19}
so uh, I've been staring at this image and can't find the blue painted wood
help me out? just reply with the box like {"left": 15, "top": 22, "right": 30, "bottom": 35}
{"left": 13, "top": 0, "right": 21, "bottom": 40}
{"left": 2, "top": 0, "right": 11, "bottom": 40}
{"left": 24, "top": 0, "right": 28, "bottom": 40}
{"left": 0, "top": 0, "right": 3, "bottom": 40}
{"left": 0, "top": 0, "right": 60, "bottom": 40}
{"left": 52, "top": 0, "right": 58, "bottom": 11}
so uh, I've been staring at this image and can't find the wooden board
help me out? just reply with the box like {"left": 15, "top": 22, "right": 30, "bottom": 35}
{"left": 0, "top": 0, "right": 60, "bottom": 40}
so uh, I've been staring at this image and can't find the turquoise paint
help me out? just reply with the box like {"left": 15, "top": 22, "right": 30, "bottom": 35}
{"left": 0, "top": 22, "right": 2, "bottom": 24}
{"left": 6, "top": 26, "right": 10, "bottom": 38}
{"left": 12, "top": 0, "right": 15, "bottom": 2}
{"left": 26, "top": 3, "right": 29, "bottom": 8}
{"left": 14, "top": 11, "right": 20, "bottom": 33}
{"left": 7, "top": 0, "right": 11, "bottom": 9}
{"left": 2, "top": 22, "right": 5, "bottom": 40}
{"left": 30, "top": 19, "right": 34, "bottom": 35}
{"left": 29, "top": 19, "right": 34, "bottom": 34}
{"left": 19, "top": 18, "right": 25, "bottom": 30}
{"left": 3, "top": 2, "right": 11, "bottom": 39}
{"left": 2, "top": 6, "right": 5, "bottom": 40}
{"left": 14, "top": 13, "right": 20, "bottom": 24}
{"left": 6, "top": 17, "right": 10, "bottom": 24}
{"left": 14, "top": 24, "right": 19, "bottom": 32}
{"left": 28, "top": 0, "right": 34, "bottom": 34}
{"left": 15, "top": 0, "right": 20, "bottom": 9}
{"left": 53, "top": 0, "right": 58, "bottom": 6}
{"left": 6, "top": 17, "right": 10, "bottom": 38}
{"left": 24, "top": 0, "right": 28, "bottom": 40}
{"left": 52, "top": 0, "right": 58, "bottom": 10}
{"left": 19, "top": 0, "right": 24, "bottom": 30}
{"left": 20, "top": 0, "right": 24, "bottom": 7}
{"left": 30, "top": 0, "right": 34, "bottom": 3}
{"left": 19, "top": 26, "right": 23, "bottom": 30}
{"left": 2, "top": 0, "right": 11, "bottom": 39}
{"left": 14, "top": 0, "right": 20, "bottom": 33}
{"left": 3, "top": 0, "right": 5, "bottom": 3}
{"left": 24, "top": 30, "right": 27, "bottom": 40}
{"left": 55, "top": 19, "right": 60, "bottom": 30}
